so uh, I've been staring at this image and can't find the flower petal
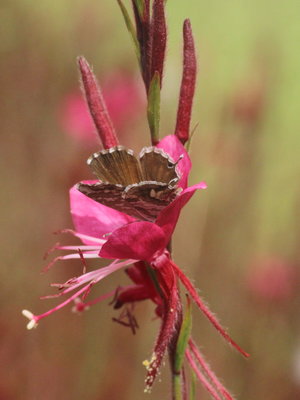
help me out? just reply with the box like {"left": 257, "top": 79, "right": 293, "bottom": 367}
{"left": 156, "top": 181, "right": 207, "bottom": 242}
{"left": 99, "top": 221, "right": 166, "bottom": 261}
{"left": 70, "top": 183, "right": 134, "bottom": 244}
{"left": 157, "top": 135, "right": 192, "bottom": 188}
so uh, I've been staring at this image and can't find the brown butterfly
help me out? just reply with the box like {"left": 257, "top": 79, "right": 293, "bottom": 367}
{"left": 77, "top": 146, "right": 182, "bottom": 222}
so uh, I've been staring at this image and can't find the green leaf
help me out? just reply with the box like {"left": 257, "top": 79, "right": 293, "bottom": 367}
{"left": 147, "top": 72, "right": 161, "bottom": 145}
{"left": 133, "top": 0, "right": 145, "bottom": 19}
{"left": 117, "top": 0, "right": 140, "bottom": 64}
{"left": 174, "top": 295, "right": 192, "bottom": 373}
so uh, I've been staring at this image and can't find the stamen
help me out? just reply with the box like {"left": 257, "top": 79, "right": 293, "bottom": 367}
{"left": 22, "top": 310, "right": 38, "bottom": 330}
{"left": 53, "top": 229, "right": 104, "bottom": 244}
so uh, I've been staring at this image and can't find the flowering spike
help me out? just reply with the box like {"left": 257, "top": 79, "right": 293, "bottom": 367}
{"left": 78, "top": 56, "right": 118, "bottom": 149}
{"left": 150, "top": 0, "right": 167, "bottom": 86}
{"left": 171, "top": 261, "right": 250, "bottom": 358}
{"left": 175, "top": 19, "right": 197, "bottom": 145}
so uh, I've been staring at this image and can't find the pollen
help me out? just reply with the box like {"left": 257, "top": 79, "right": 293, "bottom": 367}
{"left": 142, "top": 353, "right": 157, "bottom": 370}
{"left": 142, "top": 359, "right": 150, "bottom": 368}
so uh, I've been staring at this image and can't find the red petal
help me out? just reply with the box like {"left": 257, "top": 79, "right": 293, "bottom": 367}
{"left": 99, "top": 221, "right": 166, "bottom": 261}
{"left": 157, "top": 135, "right": 192, "bottom": 188}
{"left": 114, "top": 284, "right": 151, "bottom": 308}
{"left": 156, "top": 182, "right": 207, "bottom": 242}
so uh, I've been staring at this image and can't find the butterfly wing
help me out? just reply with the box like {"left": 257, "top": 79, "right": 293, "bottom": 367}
{"left": 76, "top": 182, "right": 139, "bottom": 218}
{"left": 88, "top": 146, "right": 143, "bottom": 186}
{"left": 139, "top": 147, "right": 181, "bottom": 186}
{"left": 79, "top": 146, "right": 181, "bottom": 222}
{"left": 123, "top": 182, "right": 179, "bottom": 221}
{"left": 77, "top": 181, "right": 179, "bottom": 222}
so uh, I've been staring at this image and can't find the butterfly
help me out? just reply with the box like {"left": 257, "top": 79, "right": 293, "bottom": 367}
{"left": 77, "top": 146, "right": 182, "bottom": 222}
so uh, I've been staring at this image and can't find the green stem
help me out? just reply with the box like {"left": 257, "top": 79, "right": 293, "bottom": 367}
{"left": 173, "top": 373, "right": 183, "bottom": 400}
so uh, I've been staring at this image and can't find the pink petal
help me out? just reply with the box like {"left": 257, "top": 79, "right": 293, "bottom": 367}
{"left": 99, "top": 221, "right": 166, "bottom": 261}
{"left": 156, "top": 181, "right": 207, "bottom": 242}
{"left": 157, "top": 135, "right": 192, "bottom": 188}
{"left": 70, "top": 183, "right": 134, "bottom": 244}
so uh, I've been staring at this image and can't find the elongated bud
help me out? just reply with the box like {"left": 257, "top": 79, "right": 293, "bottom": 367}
{"left": 131, "top": 0, "right": 151, "bottom": 90}
{"left": 150, "top": 0, "right": 167, "bottom": 87}
{"left": 175, "top": 19, "right": 197, "bottom": 145}
{"left": 78, "top": 56, "right": 119, "bottom": 149}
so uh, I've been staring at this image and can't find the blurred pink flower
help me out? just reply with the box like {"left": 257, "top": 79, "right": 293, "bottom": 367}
{"left": 246, "top": 256, "right": 297, "bottom": 303}
{"left": 59, "top": 72, "right": 144, "bottom": 146}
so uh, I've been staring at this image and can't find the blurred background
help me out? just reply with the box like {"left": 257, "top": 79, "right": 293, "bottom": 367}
{"left": 1, "top": 0, "right": 300, "bottom": 399}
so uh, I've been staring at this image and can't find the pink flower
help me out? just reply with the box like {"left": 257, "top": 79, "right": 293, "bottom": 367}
{"left": 59, "top": 91, "right": 96, "bottom": 145}
{"left": 246, "top": 256, "right": 297, "bottom": 304}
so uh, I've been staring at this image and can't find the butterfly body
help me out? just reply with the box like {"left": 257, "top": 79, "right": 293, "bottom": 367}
{"left": 77, "top": 146, "right": 182, "bottom": 221}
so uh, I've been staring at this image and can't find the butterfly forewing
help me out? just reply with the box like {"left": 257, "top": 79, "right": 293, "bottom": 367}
{"left": 88, "top": 146, "right": 143, "bottom": 186}
{"left": 139, "top": 147, "right": 180, "bottom": 185}
{"left": 77, "top": 182, "right": 135, "bottom": 217}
